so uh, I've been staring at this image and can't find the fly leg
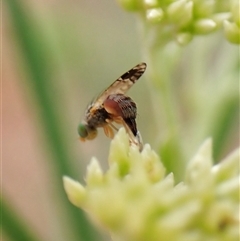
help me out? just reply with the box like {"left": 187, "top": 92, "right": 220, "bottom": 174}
{"left": 103, "top": 124, "right": 115, "bottom": 139}
{"left": 103, "top": 119, "right": 119, "bottom": 139}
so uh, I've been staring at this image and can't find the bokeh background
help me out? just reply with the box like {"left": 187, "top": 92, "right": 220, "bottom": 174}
{"left": 3, "top": 1, "right": 151, "bottom": 240}
{"left": 2, "top": 0, "right": 239, "bottom": 241}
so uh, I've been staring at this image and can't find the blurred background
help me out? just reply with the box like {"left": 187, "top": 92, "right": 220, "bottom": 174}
{"left": 3, "top": 1, "right": 151, "bottom": 240}
{"left": 2, "top": 0, "right": 239, "bottom": 241}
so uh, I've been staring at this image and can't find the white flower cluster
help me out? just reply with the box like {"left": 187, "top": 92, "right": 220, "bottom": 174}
{"left": 117, "top": 0, "right": 240, "bottom": 44}
{"left": 63, "top": 128, "right": 239, "bottom": 241}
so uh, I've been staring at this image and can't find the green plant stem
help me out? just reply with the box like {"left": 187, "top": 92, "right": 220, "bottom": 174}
{"left": 139, "top": 22, "right": 185, "bottom": 180}
{"left": 210, "top": 94, "right": 239, "bottom": 161}
{"left": 4, "top": 0, "right": 101, "bottom": 240}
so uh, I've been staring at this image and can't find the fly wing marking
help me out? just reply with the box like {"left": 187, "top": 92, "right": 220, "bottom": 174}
{"left": 92, "top": 62, "right": 147, "bottom": 109}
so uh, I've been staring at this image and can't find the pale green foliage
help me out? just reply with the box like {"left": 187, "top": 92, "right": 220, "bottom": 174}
{"left": 63, "top": 129, "right": 240, "bottom": 241}
{"left": 117, "top": 0, "right": 240, "bottom": 44}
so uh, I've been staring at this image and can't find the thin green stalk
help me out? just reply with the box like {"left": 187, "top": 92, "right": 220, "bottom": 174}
{"left": 140, "top": 23, "right": 185, "bottom": 180}
{"left": 4, "top": 0, "right": 101, "bottom": 240}
{"left": 211, "top": 94, "right": 239, "bottom": 161}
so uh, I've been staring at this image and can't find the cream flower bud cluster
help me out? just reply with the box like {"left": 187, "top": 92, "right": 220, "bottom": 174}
{"left": 117, "top": 0, "right": 240, "bottom": 44}
{"left": 63, "top": 128, "right": 239, "bottom": 241}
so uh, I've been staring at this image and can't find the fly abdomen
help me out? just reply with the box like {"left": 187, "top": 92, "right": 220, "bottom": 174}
{"left": 104, "top": 94, "right": 137, "bottom": 120}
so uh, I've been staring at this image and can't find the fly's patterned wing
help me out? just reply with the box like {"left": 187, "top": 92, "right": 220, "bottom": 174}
{"left": 92, "top": 62, "right": 147, "bottom": 109}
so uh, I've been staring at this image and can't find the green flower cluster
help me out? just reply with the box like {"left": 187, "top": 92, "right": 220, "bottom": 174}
{"left": 63, "top": 128, "right": 239, "bottom": 241}
{"left": 116, "top": 0, "right": 240, "bottom": 44}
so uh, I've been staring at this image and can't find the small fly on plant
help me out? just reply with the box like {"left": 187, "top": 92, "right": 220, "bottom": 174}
{"left": 78, "top": 62, "right": 147, "bottom": 150}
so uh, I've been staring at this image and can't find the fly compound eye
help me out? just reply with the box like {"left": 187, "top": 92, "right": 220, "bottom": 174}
{"left": 78, "top": 124, "right": 88, "bottom": 138}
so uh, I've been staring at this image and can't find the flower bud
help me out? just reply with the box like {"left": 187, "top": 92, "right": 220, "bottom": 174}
{"left": 223, "top": 20, "right": 240, "bottom": 44}
{"left": 144, "top": 0, "right": 159, "bottom": 9}
{"left": 194, "top": 0, "right": 215, "bottom": 18}
{"left": 194, "top": 19, "right": 217, "bottom": 34}
{"left": 146, "top": 8, "right": 164, "bottom": 24}
{"left": 86, "top": 157, "right": 104, "bottom": 186}
{"left": 230, "top": 0, "right": 240, "bottom": 26}
{"left": 176, "top": 32, "right": 193, "bottom": 45}
{"left": 63, "top": 176, "right": 86, "bottom": 208}
{"left": 167, "top": 0, "right": 193, "bottom": 27}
